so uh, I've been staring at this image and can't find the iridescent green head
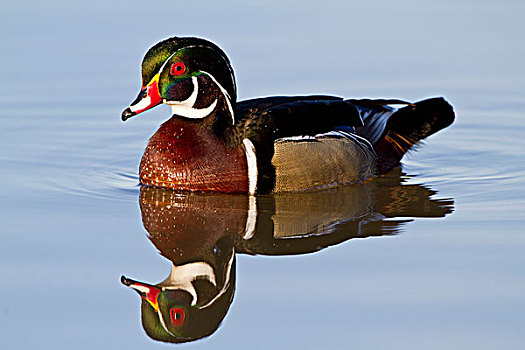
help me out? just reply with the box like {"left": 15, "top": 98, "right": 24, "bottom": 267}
{"left": 122, "top": 37, "right": 237, "bottom": 122}
{"left": 121, "top": 258, "right": 236, "bottom": 344}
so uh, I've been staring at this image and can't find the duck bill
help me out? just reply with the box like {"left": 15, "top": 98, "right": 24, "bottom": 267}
{"left": 121, "top": 275, "right": 161, "bottom": 311}
{"left": 121, "top": 74, "right": 161, "bottom": 121}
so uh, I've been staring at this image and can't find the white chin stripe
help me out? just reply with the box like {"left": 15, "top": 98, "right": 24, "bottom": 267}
{"left": 169, "top": 100, "right": 217, "bottom": 119}
{"left": 130, "top": 284, "right": 151, "bottom": 294}
{"left": 167, "top": 76, "right": 218, "bottom": 119}
{"left": 162, "top": 262, "right": 217, "bottom": 306}
{"left": 242, "top": 139, "right": 258, "bottom": 195}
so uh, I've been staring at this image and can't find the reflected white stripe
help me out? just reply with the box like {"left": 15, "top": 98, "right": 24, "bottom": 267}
{"left": 161, "top": 262, "right": 217, "bottom": 306}
{"left": 200, "top": 249, "right": 235, "bottom": 309}
{"left": 243, "top": 195, "right": 257, "bottom": 240}
{"left": 129, "top": 284, "right": 150, "bottom": 294}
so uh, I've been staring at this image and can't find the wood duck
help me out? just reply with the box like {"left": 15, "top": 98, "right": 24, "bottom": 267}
{"left": 122, "top": 36, "right": 455, "bottom": 194}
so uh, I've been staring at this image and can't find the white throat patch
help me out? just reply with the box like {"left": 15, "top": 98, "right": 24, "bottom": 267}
{"left": 160, "top": 261, "right": 217, "bottom": 306}
{"left": 165, "top": 76, "right": 218, "bottom": 119}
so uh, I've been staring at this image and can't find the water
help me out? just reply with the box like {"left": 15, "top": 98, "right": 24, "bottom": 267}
{"left": 1, "top": 0, "right": 524, "bottom": 348}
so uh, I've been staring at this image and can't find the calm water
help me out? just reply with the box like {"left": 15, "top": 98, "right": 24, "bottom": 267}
{"left": 2, "top": 0, "right": 524, "bottom": 348}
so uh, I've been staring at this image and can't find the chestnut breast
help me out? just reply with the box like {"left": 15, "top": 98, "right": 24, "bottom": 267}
{"left": 139, "top": 117, "right": 249, "bottom": 193}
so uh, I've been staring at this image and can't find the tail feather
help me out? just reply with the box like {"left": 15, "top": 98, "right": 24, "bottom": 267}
{"left": 353, "top": 103, "right": 395, "bottom": 144}
{"left": 353, "top": 97, "right": 455, "bottom": 173}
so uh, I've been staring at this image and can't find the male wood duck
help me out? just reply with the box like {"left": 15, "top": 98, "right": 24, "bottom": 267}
{"left": 122, "top": 36, "right": 455, "bottom": 194}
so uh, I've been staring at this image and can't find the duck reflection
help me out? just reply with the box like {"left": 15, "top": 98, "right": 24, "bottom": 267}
{"left": 121, "top": 193, "right": 237, "bottom": 343}
{"left": 122, "top": 168, "right": 453, "bottom": 343}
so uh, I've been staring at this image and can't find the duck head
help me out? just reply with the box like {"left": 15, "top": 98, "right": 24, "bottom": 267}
{"left": 121, "top": 247, "right": 236, "bottom": 343}
{"left": 122, "top": 37, "right": 236, "bottom": 125}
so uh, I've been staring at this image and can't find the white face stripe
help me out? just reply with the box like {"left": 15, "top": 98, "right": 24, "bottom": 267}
{"left": 200, "top": 71, "right": 235, "bottom": 124}
{"left": 199, "top": 248, "right": 235, "bottom": 309}
{"left": 242, "top": 138, "right": 258, "bottom": 195}
{"left": 158, "top": 50, "right": 179, "bottom": 76}
{"left": 158, "top": 309, "right": 176, "bottom": 337}
{"left": 182, "top": 76, "right": 199, "bottom": 107}
{"left": 165, "top": 76, "right": 219, "bottom": 119}
{"left": 160, "top": 261, "right": 217, "bottom": 306}
{"left": 169, "top": 99, "right": 218, "bottom": 119}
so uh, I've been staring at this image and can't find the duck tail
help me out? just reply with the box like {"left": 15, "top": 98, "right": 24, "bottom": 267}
{"left": 374, "top": 97, "right": 455, "bottom": 173}
{"left": 350, "top": 97, "right": 455, "bottom": 173}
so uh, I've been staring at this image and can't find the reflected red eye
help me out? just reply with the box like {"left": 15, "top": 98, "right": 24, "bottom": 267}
{"left": 170, "top": 62, "right": 186, "bottom": 76}
{"left": 170, "top": 308, "right": 185, "bottom": 326}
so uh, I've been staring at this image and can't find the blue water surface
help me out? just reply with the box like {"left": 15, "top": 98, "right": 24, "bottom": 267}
{"left": 1, "top": 0, "right": 524, "bottom": 348}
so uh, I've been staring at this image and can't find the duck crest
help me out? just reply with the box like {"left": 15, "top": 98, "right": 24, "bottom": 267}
{"left": 139, "top": 116, "right": 249, "bottom": 193}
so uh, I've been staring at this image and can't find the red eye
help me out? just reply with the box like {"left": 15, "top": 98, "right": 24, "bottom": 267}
{"left": 170, "top": 62, "right": 186, "bottom": 76}
{"left": 170, "top": 308, "right": 185, "bottom": 326}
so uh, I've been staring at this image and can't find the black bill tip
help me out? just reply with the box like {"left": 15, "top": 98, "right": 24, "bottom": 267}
{"left": 121, "top": 275, "right": 133, "bottom": 286}
{"left": 121, "top": 108, "right": 135, "bottom": 122}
